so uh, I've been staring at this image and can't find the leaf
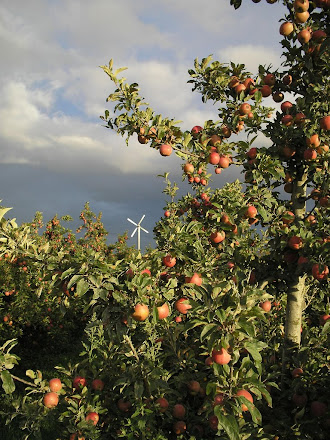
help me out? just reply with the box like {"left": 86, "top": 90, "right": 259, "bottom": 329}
{"left": 76, "top": 279, "right": 90, "bottom": 297}
{"left": 0, "top": 207, "right": 12, "bottom": 222}
{"left": 214, "top": 407, "right": 240, "bottom": 440}
{"left": 1, "top": 370, "right": 15, "bottom": 394}
{"left": 200, "top": 324, "right": 218, "bottom": 342}
{"left": 26, "top": 369, "right": 36, "bottom": 379}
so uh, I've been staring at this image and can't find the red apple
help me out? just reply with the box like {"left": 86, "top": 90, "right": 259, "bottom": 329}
{"left": 173, "top": 421, "right": 186, "bottom": 435}
{"left": 320, "top": 115, "right": 330, "bottom": 130}
{"left": 304, "top": 149, "right": 317, "bottom": 160}
{"left": 175, "top": 298, "right": 192, "bottom": 314}
{"left": 236, "top": 389, "right": 254, "bottom": 411}
{"left": 73, "top": 376, "right": 87, "bottom": 390}
{"left": 184, "top": 163, "right": 194, "bottom": 174}
{"left": 292, "top": 393, "right": 308, "bottom": 407}
{"left": 132, "top": 304, "right": 149, "bottom": 321}
{"left": 210, "top": 231, "right": 226, "bottom": 244}
{"left": 288, "top": 236, "right": 303, "bottom": 250}
{"left": 162, "top": 255, "right": 176, "bottom": 268}
{"left": 209, "top": 152, "right": 220, "bottom": 165}
{"left": 91, "top": 379, "right": 105, "bottom": 391}
{"left": 311, "top": 401, "right": 327, "bottom": 418}
{"left": 263, "top": 73, "right": 276, "bottom": 86}
{"left": 239, "top": 103, "right": 252, "bottom": 115}
{"left": 187, "top": 380, "right": 201, "bottom": 395}
{"left": 319, "top": 314, "right": 330, "bottom": 325}
{"left": 173, "top": 403, "right": 186, "bottom": 419}
{"left": 155, "top": 397, "right": 169, "bottom": 412}
{"left": 245, "top": 205, "right": 258, "bottom": 218}
{"left": 86, "top": 412, "right": 99, "bottom": 426}
{"left": 280, "top": 22, "right": 294, "bottom": 36}
{"left": 297, "top": 29, "right": 311, "bottom": 44}
{"left": 218, "top": 155, "right": 230, "bottom": 168}
{"left": 159, "top": 144, "right": 172, "bottom": 156}
{"left": 212, "top": 348, "right": 231, "bottom": 365}
{"left": 291, "top": 367, "right": 303, "bottom": 378}
{"left": 260, "top": 85, "right": 272, "bottom": 97}
{"left": 191, "top": 126, "right": 203, "bottom": 137}
{"left": 157, "top": 303, "right": 170, "bottom": 320}
{"left": 43, "top": 392, "right": 59, "bottom": 408}
{"left": 49, "top": 378, "right": 62, "bottom": 392}
{"left": 260, "top": 301, "right": 272, "bottom": 312}
{"left": 117, "top": 398, "right": 131, "bottom": 412}
{"left": 312, "top": 264, "right": 329, "bottom": 281}
{"left": 185, "top": 272, "right": 203, "bottom": 286}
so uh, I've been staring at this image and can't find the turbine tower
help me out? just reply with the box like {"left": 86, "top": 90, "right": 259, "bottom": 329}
{"left": 127, "top": 215, "right": 149, "bottom": 250}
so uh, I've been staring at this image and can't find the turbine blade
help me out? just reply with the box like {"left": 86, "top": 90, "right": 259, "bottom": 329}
{"left": 131, "top": 228, "right": 137, "bottom": 237}
{"left": 139, "top": 214, "right": 145, "bottom": 224}
{"left": 127, "top": 218, "right": 137, "bottom": 226}
{"left": 140, "top": 227, "right": 149, "bottom": 234}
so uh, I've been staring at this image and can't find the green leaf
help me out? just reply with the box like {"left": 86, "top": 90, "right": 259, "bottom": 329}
{"left": 0, "top": 207, "right": 12, "bottom": 222}
{"left": 1, "top": 370, "right": 15, "bottom": 394}
{"left": 76, "top": 279, "right": 90, "bottom": 297}
{"left": 200, "top": 324, "right": 218, "bottom": 342}
{"left": 213, "top": 407, "right": 240, "bottom": 440}
{"left": 26, "top": 369, "right": 36, "bottom": 379}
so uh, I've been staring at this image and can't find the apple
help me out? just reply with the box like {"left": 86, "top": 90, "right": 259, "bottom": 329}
{"left": 297, "top": 29, "right": 311, "bottom": 44}
{"left": 117, "top": 398, "right": 131, "bottom": 412}
{"left": 132, "top": 304, "right": 149, "bottom": 321}
{"left": 141, "top": 268, "right": 151, "bottom": 275}
{"left": 247, "top": 147, "right": 257, "bottom": 159}
{"left": 185, "top": 272, "right": 202, "bottom": 285}
{"left": 235, "top": 83, "right": 246, "bottom": 94}
{"left": 288, "top": 236, "right": 303, "bottom": 250}
{"left": 311, "top": 401, "right": 327, "bottom": 418}
{"left": 157, "top": 303, "right": 170, "bottom": 320}
{"left": 260, "top": 301, "right": 272, "bottom": 312}
{"left": 312, "top": 264, "right": 329, "bottom": 281}
{"left": 295, "top": 11, "right": 310, "bottom": 23}
{"left": 319, "top": 314, "right": 330, "bottom": 325}
{"left": 159, "top": 144, "right": 172, "bottom": 156}
{"left": 221, "top": 125, "right": 231, "bottom": 137}
{"left": 209, "top": 152, "right": 220, "bottom": 165}
{"left": 218, "top": 155, "right": 230, "bottom": 168}
{"left": 312, "top": 30, "right": 327, "bottom": 42}
{"left": 263, "top": 73, "right": 276, "bottom": 86}
{"left": 213, "top": 393, "right": 225, "bottom": 406}
{"left": 282, "top": 211, "right": 295, "bottom": 224}
{"left": 280, "top": 22, "right": 294, "bottom": 36}
{"left": 294, "top": 0, "right": 310, "bottom": 12}
{"left": 294, "top": 112, "right": 306, "bottom": 125}
{"left": 86, "top": 412, "right": 99, "bottom": 425}
{"left": 291, "top": 367, "right": 303, "bottom": 378}
{"left": 239, "top": 103, "right": 252, "bottom": 115}
{"left": 209, "top": 134, "right": 222, "bottom": 146}
{"left": 173, "top": 403, "right": 186, "bottom": 419}
{"left": 320, "top": 115, "right": 330, "bottom": 130}
{"left": 320, "top": 196, "right": 329, "bottom": 207}
{"left": 306, "top": 134, "right": 320, "bottom": 148}
{"left": 212, "top": 348, "right": 231, "bottom": 365}
{"left": 183, "top": 163, "right": 194, "bottom": 174}
{"left": 297, "top": 256, "right": 308, "bottom": 265}
{"left": 210, "top": 231, "right": 225, "bottom": 244}
{"left": 260, "top": 85, "right": 272, "bottom": 97}
{"left": 155, "top": 397, "right": 169, "bottom": 412}
{"left": 205, "top": 356, "right": 213, "bottom": 366}
{"left": 191, "top": 125, "right": 203, "bottom": 137}
{"left": 49, "top": 378, "right": 62, "bottom": 392}
{"left": 91, "top": 379, "right": 104, "bottom": 391}
{"left": 43, "top": 392, "right": 59, "bottom": 409}
{"left": 187, "top": 380, "right": 201, "bottom": 395}
{"left": 236, "top": 389, "right": 253, "bottom": 411}
{"left": 292, "top": 393, "right": 308, "bottom": 407}
{"left": 243, "top": 77, "right": 255, "bottom": 89}
{"left": 173, "top": 421, "right": 186, "bottom": 435}
{"left": 272, "top": 92, "right": 284, "bottom": 103}
{"left": 70, "top": 434, "right": 85, "bottom": 440}
{"left": 303, "top": 149, "right": 317, "bottom": 160}
{"left": 281, "top": 101, "right": 293, "bottom": 112}
{"left": 209, "top": 415, "right": 218, "bottom": 431}
{"left": 282, "top": 115, "right": 294, "bottom": 126}
{"left": 162, "top": 255, "right": 176, "bottom": 268}
{"left": 164, "top": 210, "right": 170, "bottom": 218}
{"left": 283, "top": 75, "right": 293, "bottom": 86}
{"left": 175, "top": 298, "right": 192, "bottom": 314}
{"left": 73, "top": 376, "right": 87, "bottom": 390}
{"left": 245, "top": 205, "right": 258, "bottom": 218}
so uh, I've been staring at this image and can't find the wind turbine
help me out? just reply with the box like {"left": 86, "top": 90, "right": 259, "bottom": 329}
{"left": 127, "top": 215, "right": 149, "bottom": 250}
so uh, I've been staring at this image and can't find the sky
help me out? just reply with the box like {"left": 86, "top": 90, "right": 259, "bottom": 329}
{"left": 0, "top": 0, "right": 288, "bottom": 249}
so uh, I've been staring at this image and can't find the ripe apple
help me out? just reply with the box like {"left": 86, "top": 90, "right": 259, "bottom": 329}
{"left": 183, "top": 163, "right": 194, "bottom": 174}
{"left": 43, "top": 392, "right": 59, "bottom": 408}
{"left": 272, "top": 92, "right": 284, "bottom": 103}
{"left": 187, "top": 380, "right": 201, "bottom": 395}
{"left": 260, "top": 85, "right": 272, "bottom": 97}
{"left": 86, "top": 412, "right": 99, "bottom": 425}
{"left": 312, "top": 264, "right": 329, "bottom": 281}
{"left": 247, "top": 147, "right": 257, "bottom": 159}
{"left": 91, "top": 379, "right": 105, "bottom": 391}
{"left": 221, "top": 125, "right": 231, "bottom": 137}
{"left": 175, "top": 298, "right": 192, "bottom": 314}
{"left": 73, "top": 376, "right": 87, "bottom": 390}
{"left": 239, "top": 103, "right": 252, "bottom": 115}
{"left": 155, "top": 397, "right": 169, "bottom": 412}
{"left": 282, "top": 211, "right": 295, "bottom": 224}
{"left": 297, "top": 29, "right": 311, "bottom": 44}
{"left": 260, "top": 301, "right": 272, "bottom": 312}
{"left": 209, "top": 415, "right": 218, "bottom": 431}
{"left": 173, "top": 421, "right": 186, "bottom": 435}
{"left": 191, "top": 125, "right": 203, "bottom": 137}
{"left": 157, "top": 303, "right": 170, "bottom": 319}
{"left": 291, "top": 367, "right": 303, "bottom": 378}
{"left": 235, "top": 83, "right": 246, "bottom": 94}
{"left": 185, "top": 272, "right": 202, "bottom": 285}
{"left": 205, "top": 356, "right": 213, "bottom": 366}
{"left": 288, "top": 236, "right": 303, "bottom": 250}
{"left": 209, "top": 152, "right": 220, "bottom": 165}
{"left": 117, "top": 398, "right": 131, "bottom": 412}
{"left": 173, "top": 403, "right": 186, "bottom": 419}
{"left": 303, "top": 149, "right": 317, "bottom": 160}
{"left": 292, "top": 393, "right": 308, "bottom": 407}
{"left": 312, "top": 30, "right": 327, "bottom": 42}
{"left": 210, "top": 231, "right": 226, "bottom": 244}
{"left": 280, "top": 22, "right": 294, "bottom": 36}
{"left": 295, "top": 11, "right": 310, "bottom": 23}
{"left": 281, "top": 101, "right": 293, "bottom": 112}
{"left": 263, "top": 73, "right": 276, "bottom": 86}
{"left": 218, "top": 155, "right": 230, "bottom": 168}
{"left": 236, "top": 389, "right": 253, "bottom": 411}
{"left": 212, "top": 348, "right": 231, "bottom": 365}
{"left": 294, "top": 0, "right": 310, "bottom": 12}
{"left": 141, "top": 268, "right": 151, "bottom": 275}
{"left": 162, "top": 255, "right": 176, "bottom": 268}
{"left": 283, "top": 75, "right": 293, "bottom": 86}
{"left": 294, "top": 112, "right": 306, "bottom": 125}
{"left": 311, "top": 401, "right": 327, "bottom": 418}
{"left": 319, "top": 314, "right": 330, "bottom": 325}
{"left": 306, "top": 134, "right": 320, "bottom": 148}
{"left": 132, "top": 304, "right": 149, "bottom": 321}
{"left": 159, "top": 144, "right": 172, "bottom": 156}
{"left": 320, "top": 115, "right": 330, "bottom": 130}
{"left": 282, "top": 115, "right": 294, "bottom": 126}
{"left": 49, "top": 378, "right": 62, "bottom": 392}
{"left": 245, "top": 205, "right": 258, "bottom": 218}
{"left": 209, "top": 134, "right": 222, "bottom": 146}
{"left": 213, "top": 393, "right": 225, "bottom": 406}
